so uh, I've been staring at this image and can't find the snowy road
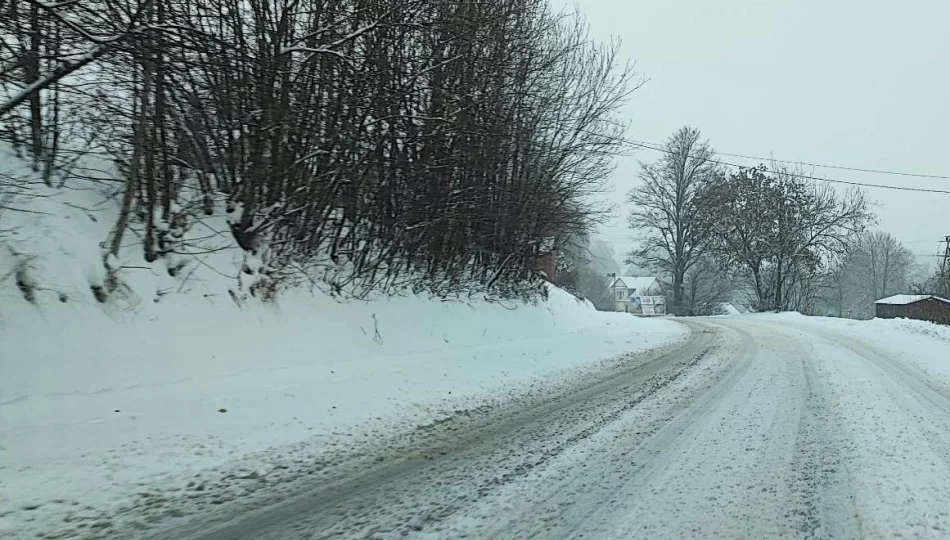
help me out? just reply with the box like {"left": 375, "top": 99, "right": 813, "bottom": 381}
{"left": 150, "top": 317, "right": 950, "bottom": 540}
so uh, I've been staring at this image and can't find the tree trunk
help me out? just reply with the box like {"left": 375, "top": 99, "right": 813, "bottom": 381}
{"left": 751, "top": 263, "right": 766, "bottom": 312}
{"left": 672, "top": 267, "right": 684, "bottom": 315}
{"left": 143, "top": 71, "right": 158, "bottom": 262}
{"left": 111, "top": 56, "right": 150, "bottom": 261}
{"left": 155, "top": 0, "right": 171, "bottom": 221}
{"left": 774, "top": 257, "right": 783, "bottom": 312}
{"left": 26, "top": 3, "right": 44, "bottom": 174}
{"left": 140, "top": 5, "right": 158, "bottom": 263}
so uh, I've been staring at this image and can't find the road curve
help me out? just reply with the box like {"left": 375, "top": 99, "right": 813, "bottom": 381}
{"left": 150, "top": 317, "right": 950, "bottom": 540}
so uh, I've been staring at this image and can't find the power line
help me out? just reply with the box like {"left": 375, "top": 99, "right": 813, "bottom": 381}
{"left": 624, "top": 140, "right": 950, "bottom": 195}
{"left": 627, "top": 139, "right": 950, "bottom": 181}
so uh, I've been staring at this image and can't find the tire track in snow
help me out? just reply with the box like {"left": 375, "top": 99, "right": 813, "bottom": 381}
{"left": 546, "top": 320, "right": 857, "bottom": 540}
{"left": 788, "top": 351, "right": 833, "bottom": 539}
{"left": 798, "top": 325, "right": 950, "bottom": 474}
{"left": 145, "top": 317, "right": 950, "bottom": 540}
{"left": 452, "top": 322, "right": 756, "bottom": 540}
{"left": 775, "top": 319, "right": 950, "bottom": 538}
{"left": 476, "top": 341, "right": 714, "bottom": 496}
{"left": 141, "top": 324, "right": 719, "bottom": 540}
{"left": 551, "top": 321, "right": 761, "bottom": 540}
{"left": 783, "top": 331, "right": 859, "bottom": 540}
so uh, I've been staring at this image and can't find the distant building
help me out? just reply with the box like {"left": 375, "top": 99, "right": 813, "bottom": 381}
{"left": 607, "top": 276, "right": 666, "bottom": 315}
{"left": 874, "top": 294, "right": 950, "bottom": 325}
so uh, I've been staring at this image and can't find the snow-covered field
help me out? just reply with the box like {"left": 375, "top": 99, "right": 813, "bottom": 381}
{"left": 0, "top": 145, "right": 685, "bottom": 538}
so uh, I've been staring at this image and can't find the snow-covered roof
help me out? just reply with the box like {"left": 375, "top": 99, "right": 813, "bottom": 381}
{"left": 875, "top": 294, "right": 950, "bottom": 306}
{"left": 718, "top": 303, "right": 742, "bottom": 315}
{"left": 610, "top": 276, "right": 660, "bottom": 293}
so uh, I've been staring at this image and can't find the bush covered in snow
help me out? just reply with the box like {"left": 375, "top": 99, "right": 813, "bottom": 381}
{"left": 0, "top": 0, "right": 637, "bottom": 302}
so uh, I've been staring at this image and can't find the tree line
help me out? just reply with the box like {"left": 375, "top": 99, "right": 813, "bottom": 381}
{"left": 0, "top": 0, "right": 637, "bottom": 300}
{"left": 627, "top": 126, "right": 936, "bottom": 317}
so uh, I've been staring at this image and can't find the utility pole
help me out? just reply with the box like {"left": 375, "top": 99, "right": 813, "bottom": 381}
{"left": 939, "top": 236, "right": 950, "bottom": 297}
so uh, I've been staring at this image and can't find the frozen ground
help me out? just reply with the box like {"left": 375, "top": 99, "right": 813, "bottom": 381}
{"left": 0, "top": 144, "right": 685, "bottom": 539}
{"left": 7, "top": 144, "right": 950, "bottom": 539}
{"left": 134, "top": 315, "right": 950, "bottom": 540}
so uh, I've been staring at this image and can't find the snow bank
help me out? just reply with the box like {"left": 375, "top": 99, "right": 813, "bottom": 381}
{"left": 755, "top": 313, "right": 950, "bottom": 388}
{"left": 0, "top": 144, "right": 686, "bottom": 538}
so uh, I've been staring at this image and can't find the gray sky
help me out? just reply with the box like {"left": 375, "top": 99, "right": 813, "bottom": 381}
{"left": 560, "top": 0, "right": 950, "bottom": 270}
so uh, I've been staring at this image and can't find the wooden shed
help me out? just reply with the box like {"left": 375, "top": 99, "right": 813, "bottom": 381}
{"left": 874, "top": 294, "right": 950, "bottom": 325}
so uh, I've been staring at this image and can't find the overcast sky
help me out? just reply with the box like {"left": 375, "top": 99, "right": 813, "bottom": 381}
{"left": 558, "top": 0, "right": 950, "bottom": 270}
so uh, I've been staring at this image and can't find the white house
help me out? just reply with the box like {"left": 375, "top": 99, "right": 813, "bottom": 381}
{"left": 607, "top": 276, "right": 666, "bottom": 315}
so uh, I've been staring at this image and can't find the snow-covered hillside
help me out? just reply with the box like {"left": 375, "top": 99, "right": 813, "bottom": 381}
{"left": 0, "top": 145, "right": 685, "bottom": 538}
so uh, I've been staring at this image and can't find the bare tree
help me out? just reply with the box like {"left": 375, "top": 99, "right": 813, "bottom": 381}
{"left": 555, "top": 235, "right": 619, "bottom": 309}
{"left": 818, "top": 252, "right": 857, "bottom": 317}
{"left": 930, "top": 268, "right": 950, "bottom": 298}
{"left": 820, "top": 230, "right": 917, "bottom": 318}
{"left": 627, "top": 126, "right": 718, "bottom": 314}
{"left": 695, "top": 165, "right": 873, "bottom": 312}
{"left": 682, "top": 257, "right": 733, "bottom": 316}
{"left": 2, "top": 0, "right": 639, "bottom": 302}
{"left": 0, "top": 0, "right": 154, "bottom": 119}
{"left": 851, "top": 230, "right": 916, "bottom": 299}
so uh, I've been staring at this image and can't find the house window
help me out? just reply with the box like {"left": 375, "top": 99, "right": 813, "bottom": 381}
{"left": 615, "top": 288, "right": 627, "bottom": 301}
